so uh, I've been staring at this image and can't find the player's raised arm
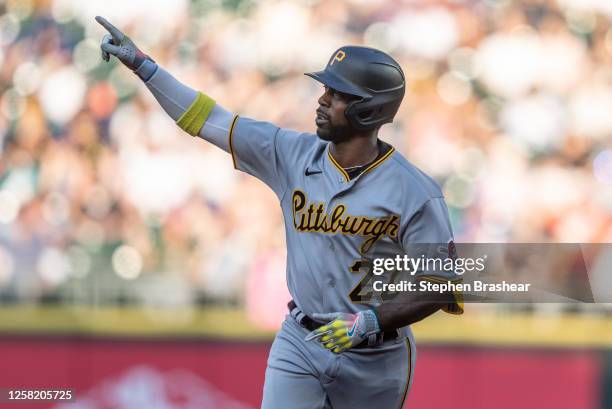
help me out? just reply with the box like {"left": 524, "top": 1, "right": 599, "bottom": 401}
{"left": 95, "top": 16, "right": 232, "bottom": 152}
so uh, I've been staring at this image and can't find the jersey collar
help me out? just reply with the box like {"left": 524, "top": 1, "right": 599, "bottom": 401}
{"left": 325, "top": 142, "right": 395, "bottom": 183}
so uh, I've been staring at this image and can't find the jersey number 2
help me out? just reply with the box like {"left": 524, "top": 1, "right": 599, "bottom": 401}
{"left": 348, "top": 259, "right": 398, "bottom": 303}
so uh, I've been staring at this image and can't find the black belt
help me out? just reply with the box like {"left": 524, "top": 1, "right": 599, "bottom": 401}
{"left": 287, "top": 300, "right": 399, "bottom": 348}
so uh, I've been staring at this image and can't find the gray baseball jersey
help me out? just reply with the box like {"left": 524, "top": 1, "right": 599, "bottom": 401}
{"left": 229, "top": 116, "right": 462, "bottom": 317}
{"left": 226, "top": 115, "right": 461, "bottom": 409}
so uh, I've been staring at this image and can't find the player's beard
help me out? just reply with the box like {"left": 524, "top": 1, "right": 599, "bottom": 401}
{"left": 316, "top": 122, "right": 352, "bottom": 143}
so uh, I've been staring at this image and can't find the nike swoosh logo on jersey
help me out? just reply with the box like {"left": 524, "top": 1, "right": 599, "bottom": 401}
{"left": 305, "top": 168, "right": 322, "bottom": 176}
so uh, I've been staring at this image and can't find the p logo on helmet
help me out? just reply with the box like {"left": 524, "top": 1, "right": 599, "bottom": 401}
{"left": 330, "top": 50, "right": 346, "bottom": 66}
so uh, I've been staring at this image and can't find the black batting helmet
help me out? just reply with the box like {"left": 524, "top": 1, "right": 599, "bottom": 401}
{"left": 305, "top": 46, "right": 406, "bottom": 131}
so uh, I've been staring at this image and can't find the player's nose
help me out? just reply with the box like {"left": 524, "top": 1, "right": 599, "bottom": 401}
{"left": 318, "top": 89, "right": 331, "bottom": 107}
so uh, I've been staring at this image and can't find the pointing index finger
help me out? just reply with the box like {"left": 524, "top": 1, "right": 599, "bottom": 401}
{"left": 95, "top": 16, "right": 124, "bottom": 42}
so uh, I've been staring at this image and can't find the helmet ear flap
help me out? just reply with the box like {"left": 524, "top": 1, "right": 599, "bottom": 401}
{"left": 345, "top": 98, "right": 387, "bottom": 131}
{"left": 345, "top": 88, "right": 404, "bottom": 131}
{"left": 344, "top": 99, "right": 366, "bottom": 131}
{"left": 357, "top": 107, "right": 380, "bottom": 121}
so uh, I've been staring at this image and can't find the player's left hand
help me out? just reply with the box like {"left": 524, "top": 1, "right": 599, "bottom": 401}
{"left": 305, "top": 310, "right": 380, "bottom": 353}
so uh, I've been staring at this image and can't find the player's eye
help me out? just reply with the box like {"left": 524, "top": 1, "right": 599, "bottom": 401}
{"left": 324, "top": 85, "right": 338, "bottom": 98}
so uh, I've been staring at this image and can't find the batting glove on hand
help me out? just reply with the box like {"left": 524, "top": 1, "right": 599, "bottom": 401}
{"left": 95, "top": 16, "right": 154, "bottom": 71}
{"left": 305, "top": 310, "right": 380, "bottom": 353}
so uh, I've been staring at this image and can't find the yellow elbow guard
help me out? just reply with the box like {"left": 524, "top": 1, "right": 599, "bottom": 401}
{"left": 176, "top": 92, "right": 216, "bottom": 136}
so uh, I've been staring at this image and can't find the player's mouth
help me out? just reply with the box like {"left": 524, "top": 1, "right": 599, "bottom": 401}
{"left": 316, "top": 109, "right": 330, "bottom": 127}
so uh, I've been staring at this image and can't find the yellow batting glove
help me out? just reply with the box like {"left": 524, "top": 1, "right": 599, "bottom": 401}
{"left": 304, "top": 310, "right": 380, "bottom": 353}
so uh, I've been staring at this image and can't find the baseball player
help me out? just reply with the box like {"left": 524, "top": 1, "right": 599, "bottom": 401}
{"left": 96, "top": 15, "right": 462, "bottom": 409}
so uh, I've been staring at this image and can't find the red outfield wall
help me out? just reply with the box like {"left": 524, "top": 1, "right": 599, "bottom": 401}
{"left": 0, "top": 337, "right": 601, "bottom": 409}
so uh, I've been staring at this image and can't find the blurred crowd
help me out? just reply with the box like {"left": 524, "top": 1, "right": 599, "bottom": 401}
{"left": 0, "top": 0, "right": 611, "bottom": 316}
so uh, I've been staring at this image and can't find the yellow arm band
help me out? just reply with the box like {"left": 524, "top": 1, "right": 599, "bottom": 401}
{"left": 176, "top": 92, "right": 216, "bottom": 136}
